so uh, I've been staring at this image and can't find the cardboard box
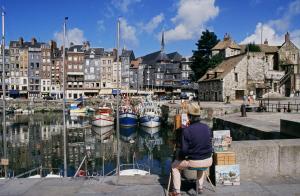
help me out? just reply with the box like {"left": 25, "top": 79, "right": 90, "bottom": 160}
{"left": 214, "top": 152, "right": 236, "bottom": 165}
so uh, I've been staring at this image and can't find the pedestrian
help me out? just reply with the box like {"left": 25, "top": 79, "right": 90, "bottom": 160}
{"left": 169, "top": 103, "right": 213, "bottom": 196}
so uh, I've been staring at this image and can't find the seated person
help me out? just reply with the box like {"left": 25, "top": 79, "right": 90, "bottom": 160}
{"left": 170, "top": 103, "right": 213, "bottom": 195}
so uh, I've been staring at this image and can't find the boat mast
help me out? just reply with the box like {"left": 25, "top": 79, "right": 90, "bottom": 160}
{"left": 1, "top": 8, "right": 7, "bottom": 178}
{"left": 116, "top": 18, "right": 120, "bottom": 176}
{"left": 62, "top": 17, "right": 68, "bottom": 177}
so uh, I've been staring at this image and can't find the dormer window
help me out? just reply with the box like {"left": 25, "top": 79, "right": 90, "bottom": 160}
{"left": 74, "top": 48, "right": 77, "bottom": 52}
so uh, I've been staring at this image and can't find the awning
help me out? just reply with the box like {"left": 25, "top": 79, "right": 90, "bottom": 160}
{"left": 99, "top": 89, "right": 113, "bottom": 95}
{"left": 9, "top": 90, "right": 19, "bottom": 95}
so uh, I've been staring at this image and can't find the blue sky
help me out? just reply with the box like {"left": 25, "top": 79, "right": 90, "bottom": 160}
{"left": 2, "top": 0, "right": 300, "bottom": 57}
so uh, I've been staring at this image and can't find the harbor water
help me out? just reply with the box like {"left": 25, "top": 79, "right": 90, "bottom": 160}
{"left": 0, "top": 112, "right": 177, "bottom": 177}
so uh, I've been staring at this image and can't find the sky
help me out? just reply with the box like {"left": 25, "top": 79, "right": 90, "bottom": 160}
{"left": 2, "top": 0, "right": 300, "bottom": 57}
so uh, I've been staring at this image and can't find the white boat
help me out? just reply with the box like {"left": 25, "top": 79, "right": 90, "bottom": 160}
{"left": 92, "top": 106, "right": 114, "bottom": 127}
{"left": 120, "top": 169, "right": 150, "bottom": 176}
{"left": 139, "top": 97, "right": 161, "bottom": 128}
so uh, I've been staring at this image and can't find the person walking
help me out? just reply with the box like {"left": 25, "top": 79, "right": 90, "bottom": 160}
{"left": 170, "top": 103, "right": 213, "bottom": 195}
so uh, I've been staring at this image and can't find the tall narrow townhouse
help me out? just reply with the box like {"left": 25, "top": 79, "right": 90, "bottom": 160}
{"left": 66, "top": 43, "right": 85, "bottom": 99}
{"left": 9, "top": 38, "right": 27, "bottom": 98}
{"left": 99, "top": 51, "right": 115, "bottom": 94}
{"left": 84, "top": 47, "right": 103, "bottom": 97}
{"left": 27, "top": 38, "right": 43, "bottom": 98}
{"left": 0, "top": 49, "right": 10, "bottom": 97}
{"left": 40, "top": 41, "right": 57, "bottom": 98}
{"left": 120, "top": 49, "right": 135, "bottom": 91}
{"left": 50, "top": 47, "right": 63, "bottom": 99}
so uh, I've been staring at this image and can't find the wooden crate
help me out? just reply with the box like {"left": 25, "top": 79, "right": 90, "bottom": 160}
{"left": 214, "top": 151, "right": 236, "bottom": 165}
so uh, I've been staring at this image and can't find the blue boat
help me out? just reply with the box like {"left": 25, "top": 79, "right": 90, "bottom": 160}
{"left": 119, "top": 105, "right": 138, "bottom": 127}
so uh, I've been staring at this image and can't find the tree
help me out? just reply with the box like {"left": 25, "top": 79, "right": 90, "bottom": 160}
{"left": 191, "top": 30, "right": 220, "bottom": 81}
{"left": 245, "top": 43, "right": 261, "bottom": 52}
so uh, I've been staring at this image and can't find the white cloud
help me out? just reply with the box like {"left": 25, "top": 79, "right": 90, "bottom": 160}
{"left": 97, "top": 20, "right": 105, "bottom": 32}
{"left": 164, "top": 0, "right": 219, "bottom": 42}
{"left": 142, "top": 13, "right": 164, "bottom": 33}
{"left": 120, "top": 18, "right": 138, "bottom": 47}
{"left": 54, "top": 28, "right": 86, "bottom": 47}
{"left": 240, "top": 23, "right": 284, "bottom": 45}
{"left": 112, "top": 0, "right": 141, "bottom": 13}
{"left": 241, "top": 0, "right": 300, "bottom": 48}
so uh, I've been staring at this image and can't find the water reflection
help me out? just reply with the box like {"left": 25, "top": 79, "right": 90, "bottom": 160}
{"left": 0, "top": 113, "right": 174, "bottom": 177}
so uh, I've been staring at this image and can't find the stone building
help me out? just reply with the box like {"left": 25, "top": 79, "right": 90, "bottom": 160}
{"left": 212, "top": 34, "right": 241, "bottom": 58}
{"left": 50, "top": 49, "right": 63, "bottom": 99}
{"left": 198, "top": 32, "right": 299, "bottom": 101}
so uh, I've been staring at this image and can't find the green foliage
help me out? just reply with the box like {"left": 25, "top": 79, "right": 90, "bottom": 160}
{"left": 245, "top": 43, "right": 261, "bottom": 52}
{"left": 191, "top": 30, "right": 220, "bottom": 81}
{"left": 208, "top": 52, "right": 224, "bottom": 69}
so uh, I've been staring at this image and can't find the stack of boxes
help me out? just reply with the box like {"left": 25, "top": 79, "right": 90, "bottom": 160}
{"left": 212, "top": 130, "right": 240, "bottom": 186}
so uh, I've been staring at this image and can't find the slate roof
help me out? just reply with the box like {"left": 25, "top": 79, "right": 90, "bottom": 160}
{"left": 68, "top": 45, "right": 84, "bottom": 52}
{"left": 121, "top": 49, "right": 135, "bottom": 61}
{"left": 85, "top": 48, "right": 105, "bottom": 56}
{"left": 239, "top": 44, "right": 280, "bottom": 53}
{"left": 167, "top": 52, "right": 182, "bottom": 62}
{"left": 140, "top": 51, "right": 182, "bottom": 65}
{"left": 198, "top": 54, "right": 245, "bottom": 82}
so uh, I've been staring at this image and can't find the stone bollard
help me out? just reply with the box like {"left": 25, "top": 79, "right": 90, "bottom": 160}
{"left": 241, "top": 104, "right": 247, "bottom": 117}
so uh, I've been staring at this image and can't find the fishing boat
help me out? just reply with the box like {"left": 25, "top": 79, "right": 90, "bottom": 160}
{"left": 119, "top": 100, "right": 138, "bottom": 127}
{"left": 92, "top": 105, "right": 114, "bottom": 127}
{"left": 139, "top": 97, "right": 161, "bottom": 128}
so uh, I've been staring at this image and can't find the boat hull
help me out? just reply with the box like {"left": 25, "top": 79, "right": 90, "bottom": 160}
{"left": 120, "top": 112, "right": 138, "bottom": 127}
{"left": 140, "top": 115, "right": 161, "bottom": 127}
{"left": 92, "top": 114, "right": 114, "bottom": 127}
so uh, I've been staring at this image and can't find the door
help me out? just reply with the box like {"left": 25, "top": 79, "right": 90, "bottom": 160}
{"left": 235, "top": 90, "right": 244, "bottom": 100}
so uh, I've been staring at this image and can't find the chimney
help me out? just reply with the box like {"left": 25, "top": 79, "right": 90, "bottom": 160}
{"left": 224, "top": 33, "right": 230, "bottom": 41}
{"left": 18, "top": 37, "right": 24, "bottom": 45}
{"left": 264, "top": 39, "right": 268, "bottom": 45}
{"left": 70, "top": 42, "right": 74, "bottom": 47}
{"left": 31, "top": 37, "right": 37, "bottom": 45}
{"left": 285, "top": 32, "right": 290, "bottom": 43}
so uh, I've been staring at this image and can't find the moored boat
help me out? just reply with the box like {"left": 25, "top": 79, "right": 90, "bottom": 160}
{"left": 92, "top": 106, "right": 114, "bottom": 127}
{"left": 139, "top": 97, "right": 161, "bottom": 128}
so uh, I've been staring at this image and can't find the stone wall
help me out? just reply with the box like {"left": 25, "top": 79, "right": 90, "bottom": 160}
{"left": 230, "top": 139, "right": 300, "bottom": 178}
{"left": 198, "top": 80, "right": 223, "bottom": 101}
{"left": 281, "top": 119, "right": 300, "bottom": 137}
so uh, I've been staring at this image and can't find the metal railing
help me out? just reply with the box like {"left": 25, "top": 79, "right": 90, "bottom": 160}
{"left": 260, "top": 101, "right": 300, "bottom": 113}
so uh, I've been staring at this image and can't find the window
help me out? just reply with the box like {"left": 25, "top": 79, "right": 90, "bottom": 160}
{"left": 102, "top": 60, "right": 106, "bottom": 65}
{"left": 68, "top": 65, "right": 72, "bottom": 69}
{"left": 74, "top": 57, "right": 78, "bottom": 61}
{"left": 234, "top": 73, "right": 238, "bottom": 82}
{"left": 108, "top": 60, "right": 111, "bottom": 64}
{"left": 68, "top": 56, "right": 72, "bottom": 61}
{"left": 86, "top": 60, "right": 90, "bottom": 65}
{"left": 36, "top": 63, "right": 39, "bottom": 68}
{"left": 31, "top": 63, "right": 34, "bottom": 68}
